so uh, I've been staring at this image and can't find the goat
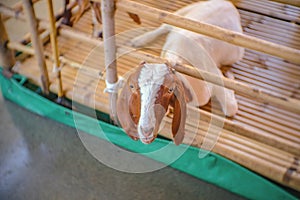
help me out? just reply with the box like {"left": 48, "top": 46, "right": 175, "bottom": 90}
{"left": 62, "top": 0, "right": 140, "bottom": 37}
{"left": 117, "top": 62, "right": 188, "bottom": 145}
{"left": 130, "top": 0, "right": 244, "bottom": 117}
{"left": 117, "top": 0, "right": 244, "bottom": 145}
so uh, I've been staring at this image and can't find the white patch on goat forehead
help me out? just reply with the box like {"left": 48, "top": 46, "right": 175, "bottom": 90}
{"left": 137, "top": 63, "right": 169, "bottom": 133}
{"left": 138, "top": 63, "right": 169, "bottom": 89}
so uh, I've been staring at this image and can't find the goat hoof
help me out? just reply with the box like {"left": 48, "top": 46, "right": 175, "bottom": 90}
{"left": 223, "top": 102, "right": 238, "bottom": 117}
{"left": 98, "top": 31, "right": 103, "bottom": 38}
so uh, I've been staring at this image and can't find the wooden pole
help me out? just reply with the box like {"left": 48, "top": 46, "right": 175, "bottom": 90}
{"left": 117, "top": 0, "right": 300, "bottom": 65}
{"left": 101, "top": 0, "right": 119, "bottom": 122}
{"left": 22, "top": 0, "right": 49, "bottom": 94}
{"left": 0, "top": 14, "right": 15, "bottom": 75}
{"left": 47, "top": 0, "right": 64, "bottom": 98}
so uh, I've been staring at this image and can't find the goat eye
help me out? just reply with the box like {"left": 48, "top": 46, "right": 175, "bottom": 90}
{"left": 129, "top": 84, "right": 134, "bottom": 89}
{"left": 168, "top": 88, "right": 174, "bottom": 93}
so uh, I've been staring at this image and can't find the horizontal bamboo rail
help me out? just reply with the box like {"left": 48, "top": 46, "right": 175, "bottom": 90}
{"left": 116, "top": 0, "right": 300, "bottom": 65}
{"left": 56, "top": 26, "right": 300, "bottom": 115}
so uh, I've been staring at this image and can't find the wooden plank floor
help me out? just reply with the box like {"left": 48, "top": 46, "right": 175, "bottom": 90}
{"left": 10, "top": 0, "right": 300, "bottom": 189}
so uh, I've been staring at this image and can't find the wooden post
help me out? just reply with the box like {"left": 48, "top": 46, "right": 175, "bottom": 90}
{"left": 101, "top": 0, "right": 118, "bottom": 122}
{"left": 47, "top": 0, "right": 64, "bottom": 98}
{"left": 0, "top": 14, "right": 15, "bottom": 75}
{"left": 22, "top": 0, "right": 50, "bottom": 94}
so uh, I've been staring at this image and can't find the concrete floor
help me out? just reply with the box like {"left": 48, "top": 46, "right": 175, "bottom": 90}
{"left": 0, "top": 92, "right": 247, "bottom": 200}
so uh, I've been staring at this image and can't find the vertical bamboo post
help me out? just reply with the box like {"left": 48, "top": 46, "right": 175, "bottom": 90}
{"left": 101, "top": 0, "right": 118, "bottom": 122}
{"left": 47, "top": 0, "right": 64, "bottom": 99}
{"left": 0, "top": 14, "right": 15, "bottom": 75}
{"left": 22, "top": 0, "right": 50, "bottom": 94}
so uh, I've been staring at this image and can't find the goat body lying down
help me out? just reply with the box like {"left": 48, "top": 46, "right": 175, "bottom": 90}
{"left": 117, "top": 0, "right": 245, "bottom": 145}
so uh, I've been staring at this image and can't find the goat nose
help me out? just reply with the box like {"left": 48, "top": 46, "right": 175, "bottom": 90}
{"left": 141, "top": 127, "right": 154, "bottom": 137}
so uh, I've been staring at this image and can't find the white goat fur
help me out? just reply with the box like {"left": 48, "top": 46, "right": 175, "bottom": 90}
{"left": 131, "top": 0, "right": 245, "bottom": 116}
{"left": 138, "top": 63, "right": 170, "bottom": 141}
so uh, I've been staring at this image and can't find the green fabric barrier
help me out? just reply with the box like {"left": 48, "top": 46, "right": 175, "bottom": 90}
{"left": 0, "top": 68, "right": 297, "bottom": 200}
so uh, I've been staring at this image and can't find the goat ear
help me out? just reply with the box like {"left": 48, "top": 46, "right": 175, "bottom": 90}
{"left": 171, "top": 80, "right": 187, "bottom": 145}
{"left": 117, "top": 80, "right": 139, "bottom": 140}
{"left": 174, "top": 73, "right": 194, "bottom": 103}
